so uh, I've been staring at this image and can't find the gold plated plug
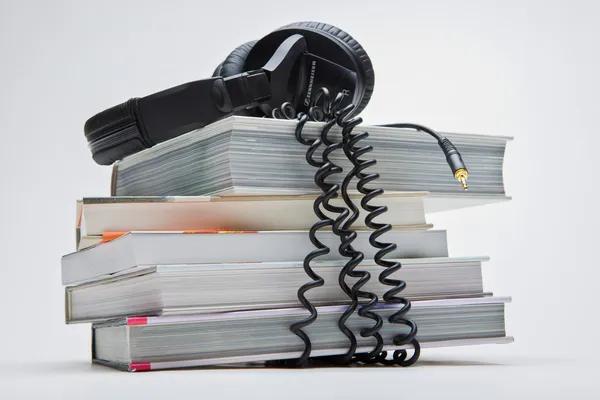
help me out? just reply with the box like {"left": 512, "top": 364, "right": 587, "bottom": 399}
{"left": 454, "top": 168, "right": 468, "bottom": 191}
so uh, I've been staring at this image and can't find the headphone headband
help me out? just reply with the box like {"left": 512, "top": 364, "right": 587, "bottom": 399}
{"left": 84, "top": 24, "right": 372, "bottom": 165}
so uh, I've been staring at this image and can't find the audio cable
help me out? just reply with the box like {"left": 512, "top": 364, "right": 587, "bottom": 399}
{"left": 271, "top": 89, "right": 469, "bottom": 367}
{"left": 307, "top": 89, "right": 362, "bottom": 362}
{"left": 380, "top": 123, "right": 469, "bottom": 190}
{"left": 271, "top": 90, "right": 384, "bottom": 366}
{"left": 338, "top": 116, "right": 468, "bottom": 366}
{"left": 271, "top": 104, "right": 328, "bottom": 366}
{"left": 336, "top": 109, "right": 419, "bottom": 365}
{"left": 322, "top": 101, "right": 469, "bottom": 366}
{"left": 333, "top": 104, "right": 386, "bottom": 364}
{"left": 311, "top": 89, "right": 385, "bottom": 364}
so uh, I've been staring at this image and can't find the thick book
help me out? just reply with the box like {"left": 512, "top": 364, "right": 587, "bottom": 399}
{"left": 65, "top": 256, "right": 487, "bottom": 323}
{"left": 92, "top": 296, "right": 512, "bottom": 372}
{"left": 110, "top": 116, "right": 511, "bottom": 211}
{"left": 61, "top": 229, "right": 449, "bottom": 285}
{"left": 75, "top": 192, "right": 431, "bottom": 251}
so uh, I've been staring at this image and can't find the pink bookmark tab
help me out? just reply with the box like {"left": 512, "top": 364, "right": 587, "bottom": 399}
{"left": 129, "top": 362, "right": 151, "bottom": 372}
{"left": 127, "top": 317, "right": 148, "bottom": 326}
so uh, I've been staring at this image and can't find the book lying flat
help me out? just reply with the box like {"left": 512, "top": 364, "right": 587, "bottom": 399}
{"left": 111, "top": 116, "right": 511, "bottom": 206}
{"left": 92, "top": 296, "right": 512, "bottom": 372}
{"left": 65, "top": 256, "right": 487, "bottom": 323}
{"left": 61, "top": 230, "right": 449, "bottom": 285}
{"left": 75, "top": 192, "right": 431, "bottom": 251}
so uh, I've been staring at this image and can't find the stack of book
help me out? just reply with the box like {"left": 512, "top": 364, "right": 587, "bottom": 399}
{"left": 62, "top": 116, "right": 513, "bottom": 371}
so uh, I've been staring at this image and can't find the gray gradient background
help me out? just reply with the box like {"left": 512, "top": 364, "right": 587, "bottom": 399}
{"left": 0, "top": 0, "right": 598, "bottom": 398}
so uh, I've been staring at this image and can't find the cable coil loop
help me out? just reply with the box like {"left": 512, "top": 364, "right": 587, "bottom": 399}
{"left": 272, "top": 102, "right": 327, "bottom": 366}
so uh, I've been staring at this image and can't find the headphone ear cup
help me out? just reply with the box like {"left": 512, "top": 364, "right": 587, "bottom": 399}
{"left": 275, "top": 21, "right": 374, "bottom": 115}
{"left": 212, "top": 62, "right": 225, "bottom": 77}
{"left": 211, "top": 40, "right": 260, "bottom": 116}
{"left": 212, "top": 40, "right": 258, "bottom": 78}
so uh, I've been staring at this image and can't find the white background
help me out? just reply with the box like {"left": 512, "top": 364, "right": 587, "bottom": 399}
{"left": 1, "top": 0, "right": 599, "bottom": 398}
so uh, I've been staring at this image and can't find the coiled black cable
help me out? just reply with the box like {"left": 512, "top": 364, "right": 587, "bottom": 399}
{"left": 311, "top": 91, "right": 384, "bottom": 364}
{"left": 271, "top": 90, "right": 384, "bottom": 365}
{"left": 271, "top": 104, "right": 328, "bottom": 366}
{"left": 333, "top": 104, "right": 384, "bottom": 363}
{"left": 268, "top": 88, "right": 466, "bottom": 367}
{"left": 308, "top": 89, "right": 359, "bottom": 361}
{"left": 336, "top": 106, "right": 420, "bottom": 366}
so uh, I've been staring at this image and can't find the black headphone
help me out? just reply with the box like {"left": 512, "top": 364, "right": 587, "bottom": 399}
{"left": 84, "top": 21, "right": 375, "bottom": 166}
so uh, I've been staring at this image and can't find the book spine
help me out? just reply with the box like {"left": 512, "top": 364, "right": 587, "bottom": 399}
{"left": 110, "top": 164, "right": 118, "bottom": 196}
{"left": 75, "top": 200, "right": 83, "bottom": 250}
{"left": 64, "top": 288, "right": 73, "bottom": 323}
{"left": 91, "top": 325, "right": 97, "bottom": 361}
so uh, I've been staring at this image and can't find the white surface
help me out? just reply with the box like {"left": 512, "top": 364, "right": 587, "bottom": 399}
{"left": 1, "top": 350, "right": 597, "bottom": 399}
{"left": 1, "top": 0, "right": 599, "bottom": 397}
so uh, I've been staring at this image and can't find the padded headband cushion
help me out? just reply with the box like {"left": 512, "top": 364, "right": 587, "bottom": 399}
{"left": 275, "top": 21, "right": 375, "bottom": 115}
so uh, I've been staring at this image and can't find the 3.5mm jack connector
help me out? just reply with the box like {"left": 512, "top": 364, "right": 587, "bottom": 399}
{"left": 378, "top": 123, "right": 470, "bottom": 191}
{"left": 454, "top": 168, "right": 468, "bottom": 191}
{"left": 439, "top": 138, "right": 469, "bottom": 191}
